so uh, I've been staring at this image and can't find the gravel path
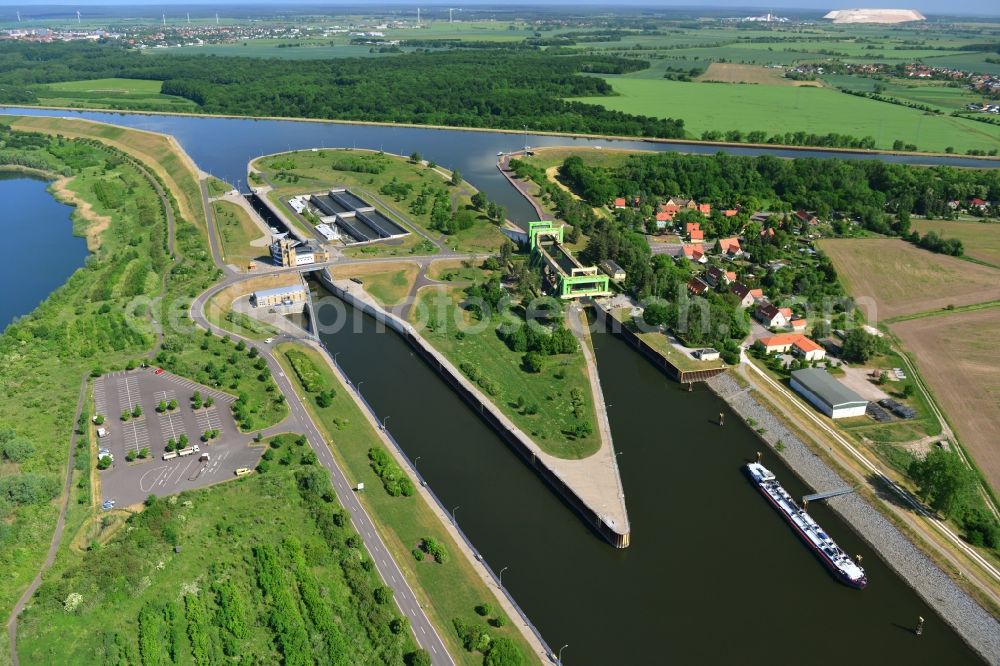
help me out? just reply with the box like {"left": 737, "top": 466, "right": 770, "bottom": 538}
{"left": 707, "top": 373, "right": 1000, "bottom": 663}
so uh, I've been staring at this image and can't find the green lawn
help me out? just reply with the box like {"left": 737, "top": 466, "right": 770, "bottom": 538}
{"left": 34, "top": 77, "right": 198, "bottom": 111}
{"left": 16, "top": 462, "right": 421, "bottom": 665}
{"left": 569, "top": 78, "right": 1000, "bottom": 153}
{"left": 254, "top": 149, "right": 506, "bottom": 254}
{"left": 274, "top": 344, "right": 535, "bottom": 665}
{"left": 409, "top": 283, "right": 601, "bottom": 459}
{"left": 211, "top": 200, "right": 267, "bottom": 266}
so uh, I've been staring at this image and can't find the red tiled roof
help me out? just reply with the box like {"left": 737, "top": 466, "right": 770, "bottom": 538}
{"left": 723, "top": 209, "right": 739, "bottom": 217}
{"left": 655, "top": 211, "right": 674, "bottom": 222}
{"left": 689, "top": 229, "right": 704, "bottom": 241}
{"left": 749, "top": 288, "right": 763, "bottom": 299}
{"left": 614, "top": 197, "right": 627, "bottom": 207}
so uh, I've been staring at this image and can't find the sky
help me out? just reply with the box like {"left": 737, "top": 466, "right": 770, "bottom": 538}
{"left": 4, "top": 1, "right": 999, "bottom": 17}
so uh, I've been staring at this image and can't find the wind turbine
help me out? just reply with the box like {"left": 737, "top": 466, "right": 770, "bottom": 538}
{"left": 187, "top": 12, "right": 190, "bottom": 25}
{"left": 216, "top": 13, "right": 219, "bottom": 26}
{"left": 76, "top": 10, "right": 81, "bottom": 25}
{"left": 162, "top": 14, "right": 166, "bottom": 28}
{"left": 16, "top": 10, "right": 20, "bottom": 23}
{"left": 416, "top": 7, "right": 420, "bottom": 25}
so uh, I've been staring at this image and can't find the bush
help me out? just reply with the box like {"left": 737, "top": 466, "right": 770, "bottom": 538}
{"left": 368, "top": 447, "right": 415, "bottom": 497}
{"left": 422, "top": 537, "right": 449, "bottom": 564}
{"left": 412, "top": 548, "right": 425, "bottom": 562}
{"left": 475, "top": 603, "right": 493, "bottom": 617}
{"left": 1, "top": 436, "right": 35, "bottom": 463}
{"left": 522, "top": 351, "right": 543, "bottom": 373}
{"left": 126, "top": 449, "right": 137, "bottom": 462}
{"left": 286, "top": 350, "right": 326, "bottom": 393}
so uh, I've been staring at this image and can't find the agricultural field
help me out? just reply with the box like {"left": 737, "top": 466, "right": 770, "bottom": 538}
{"left": 254, "top": 149, "right": 506, "bottom": 254}
{"left": 16, "top": 462, "right": 423, "bottom": 665}
{"left": 329, "top": 261, "right": 421, "bottom": 306}
{"left": 892, "top": 307, "right": 1000, "bottom": 493}
{"left": 910, "top": 219, "right": 1000, "bottom": 268}
{"left": 569, "top": 77, "right": 1000, "bottom": 153}
{"left": 155, "top": 40, "right": 413, "bottom": 59}
{"left": 820, "top": 74, "right": 989, "bottom": 113}
{"left": 818, "top": 238, "right": 1000, "bottom": 320}
{"left": 697, "top": 63, "right": 821, "bottom": 86}
{"left": 32, "top": 77, "right": 198, "bottom": 111}
{"left": 408, "top": 281, "right": 601, "bottom": 459}
{"left": 275, "top": 344, "right": 534, "bottom": 664}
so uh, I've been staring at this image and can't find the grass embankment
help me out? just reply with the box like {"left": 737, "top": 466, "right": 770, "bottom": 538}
{"left": 569, "top": 78, "right": 1000, "bottom": 153}
{"left": 274, "top": 343, "right": 535, "bottom": 665}
{"left": 329, "top": 262, "right": 420, "bottom": 307}
{"left": 205, "top": 176, "right": 230, "bottom": 197}
{"left": 32, "top": 78, "right": 198, "bottom": 113}
{"left": 409, "top": 281, "right": 601, "bottom": 459}
{"left": 210, "top": 200, "right": 267, "bottom": 267}
{"left": 253, "top": 149, "right": 506, "bottom": 254}
{"left": 9, "top": 115, "right": 207, "bottom": 231}
{"left": 16, "top": 463, "right": 422, "bottom": 665}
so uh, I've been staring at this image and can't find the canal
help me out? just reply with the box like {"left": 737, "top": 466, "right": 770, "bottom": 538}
{"left": 314, "top": 295, "right": 979, "bottom": 665}
{"left": 0, "top": 108, "right": 990, "bottom": 662}
{"left": 0, "top": 172, "right": 87, "bottom": 331}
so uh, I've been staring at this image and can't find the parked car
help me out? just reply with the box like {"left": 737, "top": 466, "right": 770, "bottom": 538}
{"left": 101, "top": 499, "right": 115, "bottom": 510}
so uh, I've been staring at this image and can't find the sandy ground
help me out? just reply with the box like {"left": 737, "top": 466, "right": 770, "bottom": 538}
{"left": 50, "top": 175, "right": 111, "bottom": 251}
{"left": 892, "top": 307, "right": 1000, "bottom": 492}
{"left": 819, "top": 238, "right": 1000, "bottom": 321}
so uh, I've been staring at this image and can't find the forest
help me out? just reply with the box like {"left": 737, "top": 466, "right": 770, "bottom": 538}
{"left": 0, "top": 42, "right": 686, "bottom": 138}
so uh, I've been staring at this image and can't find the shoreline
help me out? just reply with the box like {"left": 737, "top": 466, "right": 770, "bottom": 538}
{"left": 707, "top": 372, "right": 1000, "bottom": 663}
{"left": 3, "top": 103, "right": 999, "bottom": 164}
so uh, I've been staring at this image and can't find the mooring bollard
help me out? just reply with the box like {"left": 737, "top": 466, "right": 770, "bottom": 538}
{"left": 915, "top": 616, "right": 925, "bottom": 636}
{"left": 719, "top": 412, "right": 725, "bottom": 426}
{"left": 756, "top": 451, "right": 762, "bottom": 464}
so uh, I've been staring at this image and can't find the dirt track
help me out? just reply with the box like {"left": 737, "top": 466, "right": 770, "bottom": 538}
{"left": 892, "top": 307, "right": 1000, "bottom": 491}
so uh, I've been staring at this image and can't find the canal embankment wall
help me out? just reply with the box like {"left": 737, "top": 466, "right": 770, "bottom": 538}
{"left": 708, "top": 372, "right": 1000, "bottom": 663}
{"left": 315, "top": 269, "right": 631, "bottom": 549}
{"left": 591, "top": 301, "right": 727, "bottom": 384}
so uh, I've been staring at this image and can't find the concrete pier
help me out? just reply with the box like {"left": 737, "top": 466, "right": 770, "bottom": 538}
{"left": 316, "top": 270, "right": 631, "bottom": 548}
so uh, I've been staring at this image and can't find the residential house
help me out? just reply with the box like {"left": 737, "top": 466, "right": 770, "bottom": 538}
{"left": 666, "top": 197, "right": 697, "bottom": 211}
{"left": 697, "top": 203, "right": 711, "bottom": 216}
{"left": 655, "top": 210, "right": 674, "bottom": 228}
{"left": 600, "top": 259, "right": 626, "bottom": 282}
{"left": 723, "top": 209, "right": 739, "bottom": 218}
{"left": 681, "top": 244, "right": 708, "bottom": 264}
{"left": 687, "top": 277, "right": 710, "bottom": 296}
{"left": 689, "top": 228, "right": 704, "bottom": 243}
{"left": 794, "top": 210, "right": 819, "bottom": 226}
{"left": 613, "top": 197, "right": 627, "bottom": 209}
{"left": 731, "top": 283, "right": 764, "bottom": 309}
{"left": 716, "top": 237, "right": 742, "bottom": 258}
{"left": 790, "top": 319, "right": 807, "bottom": 332}
{"left": 758, "top": 333, "right": 827, "bottom": 362}
{"left": 779, "top": 306, "right": 793, "bottom": 322}
{"left": 755, "top": 301, "right": 789, "bottom": 328}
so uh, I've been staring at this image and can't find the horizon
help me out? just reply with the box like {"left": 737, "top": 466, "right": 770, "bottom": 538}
{"left": 2, "top": 2, "right": 999, "bottom": 19}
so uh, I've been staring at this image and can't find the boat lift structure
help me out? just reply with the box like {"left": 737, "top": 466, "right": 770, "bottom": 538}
{"left": 528, "top": 221, "right": 611, "bottom": 300}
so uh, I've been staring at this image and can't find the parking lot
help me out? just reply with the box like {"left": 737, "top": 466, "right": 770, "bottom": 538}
{"left": 93, "top": 369, "right": 264, "bottom": 508}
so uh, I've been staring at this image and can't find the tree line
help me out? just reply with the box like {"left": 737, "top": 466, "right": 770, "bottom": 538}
{"left": 0, "top": 42, "right": 686, "bottom": 139}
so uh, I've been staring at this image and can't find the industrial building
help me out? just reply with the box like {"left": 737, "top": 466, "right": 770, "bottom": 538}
{"left": 530, "top": 221, "right": 611, "bottom": 299}
{"left": 253, "top": 284, "right": 307, "bottom": 308}
{"left": 790, "top": 368, "right": 868, "bottom": 419}
{"left": 305, "top": 188, "right": 409, "bottom": 244}
{"left": 270, "top": 237, "right": 330, "bottom": 267}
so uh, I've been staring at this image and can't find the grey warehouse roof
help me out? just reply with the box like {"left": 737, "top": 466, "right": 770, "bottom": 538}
{"left": 790, "top": 368, "right": 866, "bottom": 407}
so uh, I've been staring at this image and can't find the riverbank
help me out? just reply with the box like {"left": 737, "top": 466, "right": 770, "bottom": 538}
{"left": 707, "top": 372, "right": 1000, "bottom": 662}
{"left": 5, "top": 104, "right": 999, "bottom": 164}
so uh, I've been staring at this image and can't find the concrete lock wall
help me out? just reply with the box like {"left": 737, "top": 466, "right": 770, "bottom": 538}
{"left": 316, "top": 270, "right": 629, "bottom": 548}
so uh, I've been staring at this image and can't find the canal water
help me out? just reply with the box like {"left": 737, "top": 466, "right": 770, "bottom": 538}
{"left": 314, "top": 298, "right": 980, "bottom": 665}
{"left": 0, "top": 173, "right": 87, "bottom": 331}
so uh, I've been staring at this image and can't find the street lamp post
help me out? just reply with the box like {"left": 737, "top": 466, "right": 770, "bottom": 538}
{"left": 381, "top": 415, "right": 390, "bottom": 431}
{"left": 414, "top": 456, "right": 421, "bottom": 473}
{"left": 499, "top": 566, "right": 508, "bottom": 586}
{"left": 334, "top": 351, "right": 341, "bottom": 366}
{"left": 451, "top": 505, "right": 460, "bottom": 525}
{"left": 558, "top": 644, "right": 569, "bottom": 665}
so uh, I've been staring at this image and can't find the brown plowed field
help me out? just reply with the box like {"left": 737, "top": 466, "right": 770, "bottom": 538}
{"left": 892, "top": 307, "right": 1000, "bottom": 492}
{"left": 818, "top": 238, "right": 1000, "bottom": 321}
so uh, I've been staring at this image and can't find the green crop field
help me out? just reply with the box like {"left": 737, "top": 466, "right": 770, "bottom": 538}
{"left": 33, "top": 77, "right": 198, "bottom": 110}
{"left": 570, "top": 78, "right": 1000, "bottom": 153}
